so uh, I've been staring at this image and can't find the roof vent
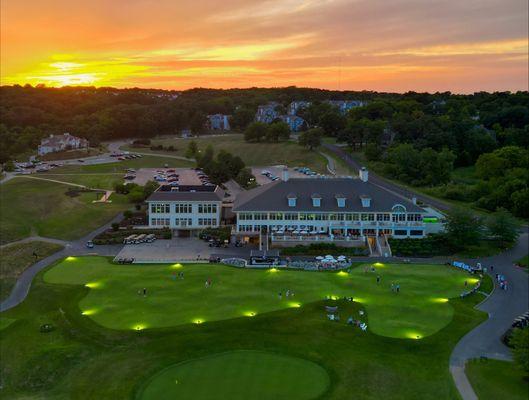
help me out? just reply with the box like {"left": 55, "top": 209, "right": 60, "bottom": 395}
{"left": 359, "top": 167, "right": 369, "bottom": 182}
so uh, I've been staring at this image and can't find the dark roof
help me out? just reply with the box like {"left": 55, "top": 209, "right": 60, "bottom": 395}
{"left": 233, "top": 178, "right": 424, "bottom": 213}
{"left": 147, "top": 185, "right": 224, "bottom": 202}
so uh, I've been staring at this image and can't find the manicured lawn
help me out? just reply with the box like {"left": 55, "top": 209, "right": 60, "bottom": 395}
{"left": 125, "top": 134, "right": 328, "bottom": 172}
{"left": 0, "top": 179, "right": 130, "bottom": 244}
{"left": 33, "top": 173, "right": 124, "bottom": 190}
{"left": 466, "top": 359, "right": 529, "bottom": 400}
{"left": 0, "top": 257, "right": 489, "bottom": 399}
{"left": 0, "top": 317, "right": 16, "bottom": 331}
{"left": 44, "top": 257, "right": 472, "bottom": 338}
{"left": 0, "top": 241, "right": 64, "bottom": 301}
{"left": 139, "top": 350, "right": 330, "bottom": 400}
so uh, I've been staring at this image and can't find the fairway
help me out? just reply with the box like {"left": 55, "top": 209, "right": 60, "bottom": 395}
{"left": 0, "top": 179, "right": 130, "bottom": 244}
{"left": 44, "top": 256, "right": 472, "bottom": 338}
{"left": 139, "top": 351, "right": 330, "bottom": 400}
{"left": 124, "top": 134, "right": 328, "bottom": 172}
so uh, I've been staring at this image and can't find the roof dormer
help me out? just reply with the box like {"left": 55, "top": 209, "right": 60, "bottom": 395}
{"left": 360, "top": 195, "right": 371, "bottom": 208}
{"left": 311, "top": 193, "right": 321, "bottom": 207}
{"left": 335, "top": 194, "right": 346, "bottom": 208}
{"left": 287, "top": 193, "right": 297, "bottom": 207}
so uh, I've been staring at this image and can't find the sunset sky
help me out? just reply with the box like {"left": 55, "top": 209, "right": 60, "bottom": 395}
{"left": 1, "top": 0, "right": 527, "bottom": 93}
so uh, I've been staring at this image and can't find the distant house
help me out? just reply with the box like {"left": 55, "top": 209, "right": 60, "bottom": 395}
{"left": 288, "top": 101, "right": 311, "bottom": 116}
{"left": 255, "top": 102, "right": 280, "bottom": 124}
{"left": 325, "top": 100, "right": 365, "bottom": 114}
{"left": 207, "top": 114, "right": 231, "bottom": 131}
{"left": 37, "top": 133, "right": 89, "bottom": 156}
{"left": 279, "top": 115, "right": 307, "bottom": 132}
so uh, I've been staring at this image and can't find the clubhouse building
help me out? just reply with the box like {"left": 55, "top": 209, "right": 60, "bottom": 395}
{"left": 147, "top": 185, "right": 224, "bottom": 233}
{"left": 147, "top": 168, "right": 442, "bottom": 252}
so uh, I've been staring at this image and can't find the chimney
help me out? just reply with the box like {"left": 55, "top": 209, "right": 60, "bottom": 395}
{"left": 412, "top": 196, "right": 417, "bottom": 205}
{"left": 359, "top": 167, "right": 369, "bottom": 182}
{"left": 282, "top": 166, "right": 289, "bottom": 182}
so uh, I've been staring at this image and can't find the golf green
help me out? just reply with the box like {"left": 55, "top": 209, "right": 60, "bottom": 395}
{"left": 43, "top": 256, "right": 475, "bottom": 338}
{"left": 138, "top": 351, "right": 330, "bottom": 400}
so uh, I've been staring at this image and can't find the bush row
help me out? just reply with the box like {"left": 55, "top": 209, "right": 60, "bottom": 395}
{"left": 280, "top": 243, "right": 369, "bottom": 256}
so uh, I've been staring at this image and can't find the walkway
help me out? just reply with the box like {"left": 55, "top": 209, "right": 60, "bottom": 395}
{"left": 449, "top": 230, "right": 529, "bottom": 400}
{"left": 0, "top": 213, "right": 124, "bottom": 312}
{"left": 0, "top": 236, "right": 69, "bottom": 249}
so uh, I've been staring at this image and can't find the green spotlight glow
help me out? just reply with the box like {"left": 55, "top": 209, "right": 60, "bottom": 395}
{"left": 193, "top": 319, "right": 204, "bottom": 325}
{"left": 432, "top": 297, "right": 449, "bottom": 303}
{"left": 268, "top": 268, "right": 278, "bottom": 273}
{"left": 171, "top": 263, "right": 183, "bottom": 269}
{"left": 81, "top": 309, "right": 97, "bottom": 316}
{"left": 244, "top": 311, "right": 256, "bottom": 317}
{"left": 337, "top": 271, "right": 348, "bottom": 276}
{"left": 66, "top": 256, "right": 76, "bottom": 261}
{"left": 84, "top": 282, "right": 101, "bottom": 289}
{"left": 288, "top": 302, "right": 302, "bottom": 308}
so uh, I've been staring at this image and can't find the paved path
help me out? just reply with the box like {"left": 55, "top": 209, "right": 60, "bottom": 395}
{"left": 322, "top": 143, "right": 451, "bottom": 211}
{"left": 0, "top": 236, "right": 69, "bottom": 249}
{"left": 449, "top": 230, "right": 529, "bottom": 400}
{"left": 0, "top": 213, "right": 124, "bottom": 312}
{"left": 319, "top": 151, "right": 336, "bottom": 175}
{"left": 16, "top": 175, "right": 89, "bottom": 188}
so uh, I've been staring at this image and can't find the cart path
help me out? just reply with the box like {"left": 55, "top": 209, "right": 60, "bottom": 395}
{"left": 449, "top": 230, "right": 529, "bottom": 400}
{"left": 0, "top": 213, "right": 124, "bottom": 312}
{"left": 0, "top": 236, "right": 70, "bottom": 249}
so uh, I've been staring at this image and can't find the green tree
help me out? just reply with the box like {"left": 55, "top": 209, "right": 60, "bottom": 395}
{"left": 244, "top": 122, "right": 268, "bottom": 142}
{"left": 185, "top": 140, "right": 198, "bottom": 159}
{"left": 320, "top": 111, "right": 346, "bottom": 136}
{"left": 364, "top": 143, "right": 383, "bottom": 161}
{"left": 486, "top": 208, "right": 520, "bottom": 247}
{"left": 190, "top": 113, "right": 206, "bottom": 136}
{"left": 445, "top": 207, "right": 483, "bottom": 250}
{"left": 266, "top": 121, "right": 290, "bottom": 142}
{"left": 197, "top": 145, "right": 214, "bottom": 170}
{"left": 299, "top": 128, "right": 323, "bottom": 150}
{"left": 510, "top": 328, "right": 529, "bottom": 374}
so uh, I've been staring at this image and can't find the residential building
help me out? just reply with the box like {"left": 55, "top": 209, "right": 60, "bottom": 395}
{"left": 325, "top": 100, "right": 365, "bottom": 114}
{"left": 207, "top": 114, "right": 231, "bottom": 131}
{"left": 37, "top": 133, "right": 89, "bottom": 156}
{"left": 232, "top": 168, "right": 440, "bottom": 249}
{"left": 146, "top": 185, "right": 224, "bottom": 234}
{"left": 255, "top": 102, "right": 280, "bottom": 123}
{"left": 288, "top": 101, "right": 311, "bottom": 116}
{"left": 279, "top": 115, "right": 307, "bottom": 132}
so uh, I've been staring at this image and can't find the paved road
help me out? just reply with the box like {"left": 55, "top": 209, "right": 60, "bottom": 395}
{"left": 449, "top": 230, "right": 529, "bottom": 400}
{"left": 322, "top": 143, "right": 451, "bottom": 211}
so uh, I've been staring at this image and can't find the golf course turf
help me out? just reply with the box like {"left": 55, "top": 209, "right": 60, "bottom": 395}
{"left": 0, "top": 254, "right": 493, "bottom": 399}
{"left": 138, "top": 350, "right": 330, "bottom": 400}
{"left": 43, "top": 256, "right": 474, "bottom": 338}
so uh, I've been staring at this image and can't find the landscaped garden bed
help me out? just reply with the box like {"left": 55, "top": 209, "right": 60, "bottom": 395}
{"left": 280, "top": 243, "right": 369, "bottom": 256}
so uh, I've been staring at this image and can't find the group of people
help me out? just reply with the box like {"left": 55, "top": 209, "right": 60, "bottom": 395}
{"left": 495, "top": 273, "right": 508, "bottom": 291}
{"left": 278, "top": 289, "right": 295, "bottom": 299}
{"left": 390, "top": 283, "right": 401, "bottom": 293}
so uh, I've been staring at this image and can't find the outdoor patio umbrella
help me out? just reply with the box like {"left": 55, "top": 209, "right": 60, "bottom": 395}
{"left": 316, "top": 256, "right": 324, "bottom": 260}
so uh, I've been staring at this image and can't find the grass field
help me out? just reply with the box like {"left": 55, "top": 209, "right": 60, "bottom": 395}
{"left": 0, "top": 179, "right": 130, "bottom": 244}
{"left": 466, "top": 359, "right": 528, "bottom": 400}
{"left": 43, "top": 257, "right": 472, "bottom": 338}
{"left": 0, "top": 256, "right": 491, "bottom": 399}
{"left": 139, "top": 350, "right": 330, "bottom": 400}
{"left": 516, "top": 255, "right": 528, "bottom": 268}
{"left": 0, "top": 241, "right": 64, "bottom": 301}
{"left": 124, "top": 134, "right": 328, "bottom": 172}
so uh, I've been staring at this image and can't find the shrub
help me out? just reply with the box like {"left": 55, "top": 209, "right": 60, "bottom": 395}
{"left": 111, "top": 223, "right": 120, "bottom": 231}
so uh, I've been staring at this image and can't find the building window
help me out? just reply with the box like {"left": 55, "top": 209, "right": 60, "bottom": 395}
{"left": 151, "top": 218, "right": 170, "bottom": 226}
{"left": 315, "top": 214, "right": 328, "bottom": 221}
{"left": 376, "top": 213, "right": 390, "bottom": 221}
{"left": 410, "top": 230, "right": 423, "bottom": 236}
{"left": 285, "top": 213, "right": 298, "bottom": 220}
{"left": 175, "top": 203, "right": 192, "bottom": 213}
{"left": 239, "top": 213, "right": 252, "bottom": 220}
{"left": 269, "top": 212, "right": 284, "bottom": 220}
{"left": 394, "top": 229, "right": 407, "bottom": 236}
{"left": 150, "top": 203, "right": 170, "bottom": 214}
{"left": 407, "top": 214, "right": 423, "bottom": 222}
{"left": 175, "top": 218, "right": 192, "bottom": 227}
{"left": 198, "top": 218, "right": 217, "bottom": 226}
{"left": 253, "top": 213, "right": 268, "bottom": 220}
{"left": 392, "top": 213, "right": 406, "bottom": 222}
{"left": 198, "top": 204, "right": 217, "bottom": 214}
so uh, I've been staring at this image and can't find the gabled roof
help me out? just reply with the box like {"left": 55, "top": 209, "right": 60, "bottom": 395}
{"left": 232, "top": 178, "right": 424, "bottom": 213}
{"left": 147, "top": 185, "right": 225, "bottom": 202}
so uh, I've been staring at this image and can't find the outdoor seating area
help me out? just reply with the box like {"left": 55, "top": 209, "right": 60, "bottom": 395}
{"left": 270, "top": 225, "right": 364, "bottom": 245}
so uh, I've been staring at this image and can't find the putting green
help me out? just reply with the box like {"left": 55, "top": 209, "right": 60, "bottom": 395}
{"left": 43, "top": 256, "right": 474, "bottom": 338}
{"left": 138, "top": 351, "right": 330, "bottom": 400}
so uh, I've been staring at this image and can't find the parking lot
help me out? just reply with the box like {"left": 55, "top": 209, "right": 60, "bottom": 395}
{"left": 251, "top": 166, "right": 322, "bottom": 185}
{"left": 126, "top": 168, "right": 210, "bottom": 186}
{"left": 114, "top": 236, "right": 252, "bottom": 263}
